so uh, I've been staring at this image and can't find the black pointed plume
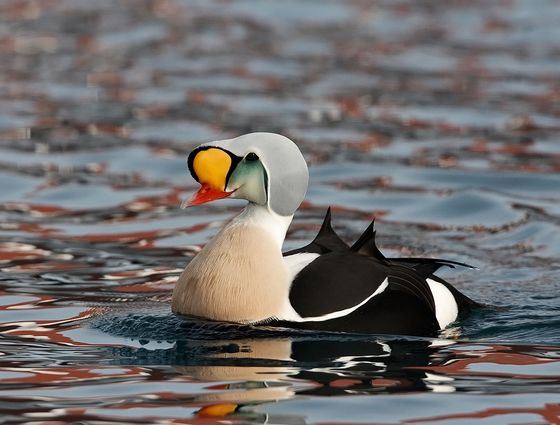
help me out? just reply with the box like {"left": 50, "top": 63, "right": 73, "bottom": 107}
{"left": 350, "top": 219, "right": 388, "bottom": 263}
{"left": 283, "top": 207, "right": 348, "bottom": 256}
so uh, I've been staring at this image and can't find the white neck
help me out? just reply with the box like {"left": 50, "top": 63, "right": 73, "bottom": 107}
{"left": 230, "top": 203, "right": 293, "bottom": 249}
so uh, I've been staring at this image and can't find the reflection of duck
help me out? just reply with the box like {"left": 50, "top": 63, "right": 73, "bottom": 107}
{"left": 187, "top": 337, "right": 452, "bottom": 424}
{"left": 177, "top": 338, "right": 296, "bottom": 381}
{"left": 172, "top": 133, "right": 479, "bottom": 335}
{"left": 172, "top": 336, "right": 438, "bottom": 391}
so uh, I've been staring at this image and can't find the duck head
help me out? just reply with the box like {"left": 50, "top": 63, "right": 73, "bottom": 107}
{"left": 184, "top": 132, "right": 309, "bottom": 216}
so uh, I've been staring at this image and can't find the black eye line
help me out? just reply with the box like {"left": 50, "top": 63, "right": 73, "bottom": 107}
{"left": 245, "top": 152, "right": 259, "bottom": 162}
{"left": 225, "top": 154, "right": 242, "bottom": 187}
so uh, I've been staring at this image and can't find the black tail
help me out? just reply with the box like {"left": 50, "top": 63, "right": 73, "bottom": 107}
{"left": 389, "top": 257, "right": 475, "bottom": 278}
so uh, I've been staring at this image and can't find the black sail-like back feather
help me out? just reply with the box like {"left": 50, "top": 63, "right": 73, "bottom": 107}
{"left": 284, "top": 207, "right": 348, "bottom": 256}
{"left": 350, "top": 218, "right": 474, "bottom": 277}
{"left": 350, "top": 219, "right": 387, "bottom": 263}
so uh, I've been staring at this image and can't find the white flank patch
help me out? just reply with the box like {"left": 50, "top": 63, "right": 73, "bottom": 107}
{"left": 283, "top": 252, "right": 320, "bottom": 283}
{"left": 427, "top": 278, "right": 458, "bottom": 329}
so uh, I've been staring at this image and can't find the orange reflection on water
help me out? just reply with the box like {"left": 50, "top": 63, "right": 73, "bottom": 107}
{"left": 0, "top": 242, "right": 74, "bottom": 273}
{"left": 0, "top": 366, "right": 147, "bottom": 386}
{"left": 119, "top": 188, "right": 184, "bottom": 213}
{"left": 3, "top": 262, "right": 84, "bottom": 272}
{"left": 0, "top": 242, "right": 53, "bottom": 262}
{"left": 5, "top": 202, "right": 71, "bottom": 216}
{"left": 406, "top": 403, "right": 560, "bottom": 425}
{"left": 2, "top": 311, "right": 94, "bottom": 347}
{"left": 417, "top": 344, "right": 560, "bottom": 379}
{"left": 105, "top": 267, "right": 182, "bottom": 292}
{"left": 0, "top": 295, "right": 99, "bottom": 347}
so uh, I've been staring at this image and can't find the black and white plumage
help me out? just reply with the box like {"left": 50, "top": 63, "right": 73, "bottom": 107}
{"left": 277, "top": 208, "right": 479, "bottom": 336}
{"left": 172, "top": 132, "right": 480, "bottom": 336}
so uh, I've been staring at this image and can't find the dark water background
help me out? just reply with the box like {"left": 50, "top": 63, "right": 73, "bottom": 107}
{"left": 1, "top": 0, "right": 560, "bottom": 423}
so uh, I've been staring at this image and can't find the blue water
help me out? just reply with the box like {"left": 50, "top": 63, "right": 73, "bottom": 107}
{"left": 1, "top": 0, "right": 559, "bottom": 423}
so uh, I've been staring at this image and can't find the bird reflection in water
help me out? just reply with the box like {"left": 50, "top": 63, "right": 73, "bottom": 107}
{"left": 164, "top": 334, "right": 456, "bottom": 423}
{"left": 90, "top": 310, "right": 560, "bottom": 424}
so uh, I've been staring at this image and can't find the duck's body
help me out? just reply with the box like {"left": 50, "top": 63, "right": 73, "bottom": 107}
{"left": 172, "top": 133, "right": 479, "bottom": 336}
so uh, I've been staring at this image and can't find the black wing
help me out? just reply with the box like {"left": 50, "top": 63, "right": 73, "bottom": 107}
{"left": 385, "top": 263, "right": 436, "bottom": 315}
{"left": 289, "top": 252, "right": 389, "bottom": 318}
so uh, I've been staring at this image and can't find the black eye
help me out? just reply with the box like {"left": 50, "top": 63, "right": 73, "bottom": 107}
{"left": 245, "top": 152, "right": 259, "bottom": 162}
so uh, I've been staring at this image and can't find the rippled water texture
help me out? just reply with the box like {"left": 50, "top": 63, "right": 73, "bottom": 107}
{"left": 1, "top": 0, "right": 560, "bottom": 423}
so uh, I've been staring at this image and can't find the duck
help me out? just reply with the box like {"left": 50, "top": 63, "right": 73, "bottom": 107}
{"left": 172, "top": 132, "right": 479, "bottom": 336}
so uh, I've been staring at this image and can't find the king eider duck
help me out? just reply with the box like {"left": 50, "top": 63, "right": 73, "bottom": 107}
{"left": 172, "top": 132, "right": 479, "bottom": 336}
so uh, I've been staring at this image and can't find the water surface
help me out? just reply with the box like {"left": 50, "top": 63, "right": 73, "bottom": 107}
{"left": 1, "top": 0, "right": 559, "bottom": 423}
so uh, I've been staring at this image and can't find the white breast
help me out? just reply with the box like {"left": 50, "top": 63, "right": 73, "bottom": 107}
{"left": 426, "top": 278, "right": 458, "bottom": 329}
